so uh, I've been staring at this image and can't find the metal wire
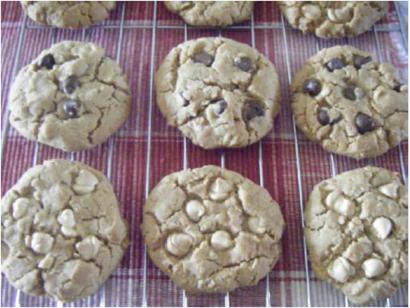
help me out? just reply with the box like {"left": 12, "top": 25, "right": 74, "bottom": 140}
{"left": 181, "top": 20, "right": 189, "bottom": 308}
{"left": 19, "top": 23, "right": 401, "bottom": 32}
{"left": 280, "top": 14, "right": 312, "bottom": 308}
{"left": 3, "top": 2, "right": 408, "bottom": 307}
{"left": 142, "top": 1, "right": 158, "bottom": 307}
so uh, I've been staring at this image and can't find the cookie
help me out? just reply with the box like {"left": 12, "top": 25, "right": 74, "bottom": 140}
{"left": 1, "top": 159, "right": 128, "bottom": 302}
{"left": 305, "top": 166, "right": 408, "bottom": 304}
{"left": 21, "top": 1, "right": 116, "bottom": 29}
{"left": 279, "top": 1, "right": 388, "bottom": 38}
{"left": 9, "top": 41, "right": 131, "bottom": 152}
{"left": 164, "top": 1, "right": 254, "bottom": 27}
{"left": 141, "top": 165, "right": 285, "bottom": 293}
{"left": 291, "top": 45, "right": 408, "bottom": 159}
{"left": 156, "top": 37, "right": 281, "bottom": 149}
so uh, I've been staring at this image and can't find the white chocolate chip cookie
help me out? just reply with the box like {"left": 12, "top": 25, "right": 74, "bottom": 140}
{"left": 164, "top": 1, "right": 254, "bottom": 27}
{"left": 21, "top": 1, "right": 116, "bottom": 29}
{"left": 9, "top": 41, "right": 131, "bottom": 152}
{"left": 291, "top": 45, "right": 408, "bottom": 159}
{"left": 305, "top": 166, "right": 408, "bottom": 304}
{"left": 141, "top": 165, "right": 285, "bottom": 293}
{"left": 1, "top": 160, "right": 129, "bottom": 302}
{"left": 279, "top": 1, "right": 388, "bottom": 38}
{"left": 155, "top": 37, "right": 281, "bottom": 149}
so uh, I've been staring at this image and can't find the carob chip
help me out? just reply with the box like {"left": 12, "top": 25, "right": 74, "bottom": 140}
{"left": 353, "top": 55, "right": 372, "bottom": 69}
{"left": 235, "top": 56, "right": 252, "bottom": 72}
{"left": 355, "top": 112, "right": 375, "bottom": 134}
{"left": 343, "top": 86, "right": 356, "bottom": 100}
{"left": 192, "top": 52, "right": 214, "bottom": 66}
{"left": 303, "top": 79, "right": 322, "bottom": 96}
{"left": 317, "top": 109, "right": 330, "bottom": 125}
{"left": 326, "top": 58, "right": 346, "bottom": 72}
{"left": 244, "top": 101, "right": 264, "bottom": 121}
{"left": 62, "top": 76, "right": 80, "bottom": 94}
{"left": 40, "top": 54, "right": 55, "bottom": 70}
{"left": 63, "top": 100, "right": 80, "bottom": 118}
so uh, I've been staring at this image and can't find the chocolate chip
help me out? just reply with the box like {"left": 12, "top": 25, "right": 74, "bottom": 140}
{"left": 192, "top": 52, "right": 214, "bottom": 67}
{"left": 393, "top": 83, "right": 402, "bottom": 92}
{"left": 303, "top": 79, "right": 322, "bottom": 96}
{"left": 244, "top": 101, "right": 264, "bottom": 121}
{"left": 355, "top": 113, "right": 375, "bottom": 134}
{"left": 62, "top": 76, "right": 80, "bottom": 94}
{"left": 217, "top": 100, "right": 227, "bottom": 114}
{"left": 353, "top": 55, "right": 372, "bottom": 69}
{"left": 343, "top": 86, "right": 356, "bottom": 100}
{"left": 235, "top": 56, "right": 252, "bottom": 72}
{"left": 317, "top": 109, "right": 330, "bottom": 125}
{"left": 63, "top": 100, "right": 80, "bottom": 118}
{"left": 326, "top": 58, "right": 346, "bottom": 72}
{"left": 40, "top": 54, "right": 55, "bottom": 70}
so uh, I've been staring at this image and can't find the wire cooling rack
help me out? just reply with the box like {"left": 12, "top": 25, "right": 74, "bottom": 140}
{"left": 1, "top": 1, "right": 408, "bottom": 307}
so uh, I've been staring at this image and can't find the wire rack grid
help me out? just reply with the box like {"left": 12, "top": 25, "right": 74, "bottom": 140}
{"left": 1, "top": 1, "right": 408, "bottom": 307}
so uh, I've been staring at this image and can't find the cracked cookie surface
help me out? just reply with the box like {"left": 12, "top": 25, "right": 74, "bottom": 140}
{"left": 156, "top": 37, "right": 280, "bottom": 149}
{"left": 9, "top": 41, "right": 131, "bottom": 152}
{"left": 291, "top": 45, "right": 408, "bottom": 159}
{"left": 279, "top": 1, "right": 388, "bottom": 38}
{"left": 164, "top": 1, "right": 254, "bottom": 27}
{"left": 21, "top": 1, "right": 116, "bottom": 28}
{"left": 1, "top": 159, "right": 129, "bottom": 302}
{"left": 141, "top": 165, "right": 285, "bottom": 293}
{"left": 305, "top": 166, "right": 407, "bottom": 304}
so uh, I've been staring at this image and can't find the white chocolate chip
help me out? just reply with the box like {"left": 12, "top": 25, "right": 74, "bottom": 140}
{"left": 378, "top": 182, "right": 399, "bottom": 198}
{"left": 57, "top": 209, "right": 76, "bottom": 227}
{"left": 337, "top": 216, "right": 346, "bottom": 225}
{"left": 372, "top": 217, "right": 393, "bottom": 239}
{"left": 325, "top": 191, "right": 340, "bottom": 207}
{"left": 61, "top": 226, "right": 78, "bottom": 237}
{"left": 302, "top": 4, "right": 321, "bottom": 19}
{"left": 210, "top": 230, "right": 233, "bottom": 250}
{"left": 185, "top": 200, "right": 205, "bottom": 222}
{"left": 12, "top": 198, "right": 30, "bottom": 219}
{"left": 38, "top": 254, "right": 55, "bottom": 270}
{"left": 248, "top": 216, "right": 266, "bottom": 234}
{"left": 362, "top": 258, "right": 386, "bottom": 278}
{"left": 166, "top": 233, "right": 193, "bottom": 257}
{"left": 75, "top": 236, "right": 103, "bottom": 260}
{"left": 209, "top": 178, "right": 232, "bottom": 201}
{"left": 72, "top": 170, "right": 99, "bottom": 195}
{"left": 354, "top": 87, "right": 365, "bottom": 99}
{"left": 31, "top": 232, "right": 54, "bottom": 254}
{"left": 342, "top": 237, "right": 373, "bottom": 263}
{"left": 333, "top": 196, "right": 355, "bottom": 217}
{"left": 327, "top": 7, "right": 352, "bottom": 23}
{"left": 327, "top": 257, "right": 355, "bottom": 283}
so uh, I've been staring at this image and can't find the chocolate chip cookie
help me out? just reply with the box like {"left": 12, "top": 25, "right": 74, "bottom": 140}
{"left": 279, "top": 1, "right": 388, "bottom": 38}
{"left": 21, "top": 1, "right": 116, "bottom": 28}
{"left": 1, "top": 159, "right": 129, "bottom": 302}
{"left": 305, "top": 166, "right": 408, "bottom": 304}
{"left": 9, "top": 41, "right": 131, "bottom": 152}
{"left": 155, "top": 37, "right": 281, "bottom": 149}
{"left": 141, "top": 165, "right": 285, "bottom": 293}
{"left": 164, "top": 1, "right": 254, "bottom": 27}
{"left": 291, "top": 45, "right": 408, "bottom": 159}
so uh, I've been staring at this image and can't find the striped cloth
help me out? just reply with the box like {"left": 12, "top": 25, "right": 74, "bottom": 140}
{"left": 1, "top": 1, "right": 408, "bottom": 307}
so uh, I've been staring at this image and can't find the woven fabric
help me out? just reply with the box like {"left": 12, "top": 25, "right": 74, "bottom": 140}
{"left": 1, "top": 1, "right": 408, "bottom": 307}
